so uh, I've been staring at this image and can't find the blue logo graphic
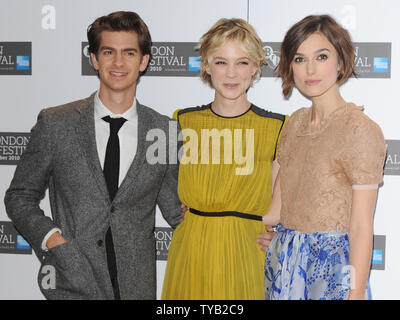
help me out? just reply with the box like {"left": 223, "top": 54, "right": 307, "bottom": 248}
{"left": 372, "top": 249, "right": 383, "bottom": 265}
{"left": 16, "top": 56, "right": 30, "bottom": 70}
{"left": 188, "top": 56, "right": 201, "bottom": 72}
{"left": 373, "top": 57, "right": 388, "bottom": 73}
{"left": 17, "top": 235, "right": 31, "bottom": 250}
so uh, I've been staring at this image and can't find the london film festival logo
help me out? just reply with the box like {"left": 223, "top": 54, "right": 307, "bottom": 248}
{"left": 147, "top": 43, "right": 200, "bottom": 76}
{"left": 81, "top": 42, "right": 200, "bottom": 76}
{"left": 0, "top": 42, "right": 32, "bottom": 75}
{"left": 81, "top": 42, "right": 96, "bottom": 76}
{"left": 354, "top": 43, "right": 391, "bottom": 78}
{"left": 260, "top": 42, "right": 391, "bottom": 79}
{"left": 372, "top": 235, "right": 386, "bottom": 270}
{"left": 261, "top": 42, "right": 281, "bottom": 77}
{"left": 0, "top": 133, "right": 30, "bottom": 165}
{"left": 0, "top": 221, "right": 32, "bottom": 254}
{"left": 154, "top": 227, "right": 173, "bottom": 260}
{"left": 385, "top": 140, "right": 400, "bottom": 175}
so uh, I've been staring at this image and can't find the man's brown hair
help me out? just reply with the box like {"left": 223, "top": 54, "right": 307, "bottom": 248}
{"left": 87, "top": 11, "right": 152, "bottom": 58}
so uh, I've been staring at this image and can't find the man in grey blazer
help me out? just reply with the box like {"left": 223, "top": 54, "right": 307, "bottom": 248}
{"left": 4, "top": 11, "right": 181, "bottom": 299}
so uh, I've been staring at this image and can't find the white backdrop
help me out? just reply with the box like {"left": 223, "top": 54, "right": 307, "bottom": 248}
{"left": 0, "top": 0, "right": 398, "bottom": 300}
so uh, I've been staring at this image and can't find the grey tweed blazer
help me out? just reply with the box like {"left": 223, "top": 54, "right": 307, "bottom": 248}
{"left": 4, "top": 92, "right": 181, "bottom": 299}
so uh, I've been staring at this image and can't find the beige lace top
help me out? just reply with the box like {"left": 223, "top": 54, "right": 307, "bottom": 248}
{"left": 278, "top": 103, "right": 386, "bottom": 233}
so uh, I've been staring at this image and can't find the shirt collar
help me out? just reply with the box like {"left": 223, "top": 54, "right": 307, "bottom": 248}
{"left": 94, "top": 90, "right": 137, "bottom": 122}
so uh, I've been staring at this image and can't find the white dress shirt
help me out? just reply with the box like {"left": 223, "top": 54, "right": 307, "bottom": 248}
{"left": 41, "top": 91, "right": 138, "bottom": 250}
{"left": 94, "top": 91, "right": 138, "bottom": 184}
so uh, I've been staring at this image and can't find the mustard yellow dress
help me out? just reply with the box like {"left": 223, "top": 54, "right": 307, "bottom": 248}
{"left": 162, "top": 103, "right": 287, "bottom": 300}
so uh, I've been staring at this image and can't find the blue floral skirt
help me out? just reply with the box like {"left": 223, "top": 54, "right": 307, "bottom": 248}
{"left": 264, "top": 224, "right": 371, "bottom": 300}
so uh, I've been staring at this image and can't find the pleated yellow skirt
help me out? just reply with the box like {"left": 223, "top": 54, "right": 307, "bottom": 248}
{"left": 162, "top": 211, "right": 266, "bottom": 300}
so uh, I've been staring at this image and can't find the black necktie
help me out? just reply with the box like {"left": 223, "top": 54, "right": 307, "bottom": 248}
{"left": 102, "top": 115, "right": 126, "bottom": 300}
{"left": 102, "top": 116, "right": 127, "bottom": 201}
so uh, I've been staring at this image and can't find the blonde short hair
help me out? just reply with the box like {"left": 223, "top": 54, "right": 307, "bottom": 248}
{"left": 198, "top": 18, "right": 266, "bottom": 87}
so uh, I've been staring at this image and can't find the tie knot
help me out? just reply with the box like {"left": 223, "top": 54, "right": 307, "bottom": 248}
{"left": 102, "top": 116, "right": 127, "bottom": 134}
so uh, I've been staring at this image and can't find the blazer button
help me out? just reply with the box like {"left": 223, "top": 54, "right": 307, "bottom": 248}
{"left": 97, "top": 240, "right": 103, "bottom": 247}
{"left": 110, "top": 206, "right": 115, "bottom": 213}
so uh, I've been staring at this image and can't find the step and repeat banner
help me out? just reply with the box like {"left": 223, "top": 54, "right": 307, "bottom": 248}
{"left": 0, "top": 0, "right": 398, "bottom": 299}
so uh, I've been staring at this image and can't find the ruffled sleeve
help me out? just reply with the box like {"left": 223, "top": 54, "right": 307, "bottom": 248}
{"left": 338, "top": 112, "right": 386, "bottom": 186}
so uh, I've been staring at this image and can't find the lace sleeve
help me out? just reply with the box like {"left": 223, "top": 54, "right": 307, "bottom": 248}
{"left": 339, "top": 115, "right": 386, "bottom": 186}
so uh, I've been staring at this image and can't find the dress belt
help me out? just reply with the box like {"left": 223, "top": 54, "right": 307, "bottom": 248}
{"left": 189, "top": 208, "right": 262, "bottom": 221}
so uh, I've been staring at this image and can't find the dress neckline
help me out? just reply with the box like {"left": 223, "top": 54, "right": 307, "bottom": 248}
{"left": 296, "top": 103, "right": 363, "bottom": 137}
{"left": 209, "top": 103, "right": 253, "bottom": 119}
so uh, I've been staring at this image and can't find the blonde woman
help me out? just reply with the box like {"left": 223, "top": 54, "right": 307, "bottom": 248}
{"left": 162, "top": 18, "right": 287, "bottom": 300}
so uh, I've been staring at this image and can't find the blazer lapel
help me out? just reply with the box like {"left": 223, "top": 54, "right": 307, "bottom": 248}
{"left": 75, "top": 93, "right": 110, "bottom": 201}
{"left": 117, "top": 101, "right": 149, "bottom": 198}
